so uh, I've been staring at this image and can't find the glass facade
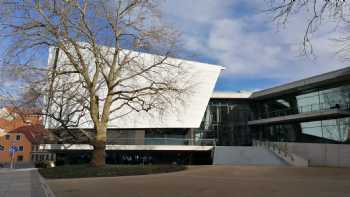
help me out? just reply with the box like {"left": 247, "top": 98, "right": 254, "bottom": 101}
{"left": 106, "top": 129, "right": 189, "bottom": 145}
{"left": 144, "top": 128, "right": 188, "bottom": 145}
{"left": 297, "top": 85, "right": 350, "bottom": 113}
{"left": 196, "top": 99, "right": 252, "bottom": 146}
{"left": 251, "top": 84, "right": 350, "bottom": 144}
{"left": 74, "top": 84, "right": 350, "bottom": 147}
{"left": 301, "top": 118, "right": 350, "bottom": 142}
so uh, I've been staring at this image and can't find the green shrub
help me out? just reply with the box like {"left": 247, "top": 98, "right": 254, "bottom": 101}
{"left": 39, "top": 164, "right": 186, "bottom": 179}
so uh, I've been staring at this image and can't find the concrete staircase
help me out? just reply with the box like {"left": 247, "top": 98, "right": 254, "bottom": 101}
{"left": 213, "top": 146, "right": 288, "bottom": 166}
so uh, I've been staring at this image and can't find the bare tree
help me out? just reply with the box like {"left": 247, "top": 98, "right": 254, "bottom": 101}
{"left": 267, "top": 0, "right": 349, "bottom": 54}
{"left": 0, "top": 0, "right": 189, "bottom": 167}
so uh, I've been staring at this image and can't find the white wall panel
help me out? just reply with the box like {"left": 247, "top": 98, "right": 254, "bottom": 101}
{"left": 45, "top": 45, "right": 223, "bottom": 129}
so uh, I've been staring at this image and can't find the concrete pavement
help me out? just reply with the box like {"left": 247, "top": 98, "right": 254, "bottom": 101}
{"left": 0, "top": 168, "right": 54, "bottom": 197}
{"left": 47, "top": 165, "right": 350, "bottom": 197}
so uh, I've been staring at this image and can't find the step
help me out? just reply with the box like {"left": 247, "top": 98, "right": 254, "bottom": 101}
{"left": 213, "top": 146, "right": 288, "bottom": 166}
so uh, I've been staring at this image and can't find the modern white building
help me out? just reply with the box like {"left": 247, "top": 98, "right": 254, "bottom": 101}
{"left": 42, "top": 45, "right": 350, "bottom": 167}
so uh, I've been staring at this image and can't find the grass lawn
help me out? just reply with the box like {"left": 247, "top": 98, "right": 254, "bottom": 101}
{"left": 39, "top": 165, "right": 187, "bottom": 179}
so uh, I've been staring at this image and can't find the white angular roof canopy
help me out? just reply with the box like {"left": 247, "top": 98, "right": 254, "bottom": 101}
{"left": 45, "top": 44, "right": 223, "bottom": 129}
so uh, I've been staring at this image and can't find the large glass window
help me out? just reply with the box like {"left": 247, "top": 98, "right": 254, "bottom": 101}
{"left": 297, "top": 85, "right": 350, "bottom": 113}
{"left": 251, "top": 84, "right": 350, "bottom": 144}
{"left": 297, "top": 91, "right": 320, "bottom": 112}
{"left": 301, "top": 118, "right": 350, "bottom": 142}
{"left": 145, "top": 129, "right": 188, "bottom": 145}
{"left": 301, "top": 121, "right": 323, "bottom": 138}
{"left": 197, "top": 99, "right": 252, "bottom": 146}
{"left": 255, "top": 84, "right": 350, "bottom": 120}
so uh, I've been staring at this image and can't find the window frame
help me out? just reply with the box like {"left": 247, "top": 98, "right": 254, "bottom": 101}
{"left": 17, "top": 155, "right": 23, "bottom": 162}
{"left": 18, "top": 146, "right": 24, "bottom": 152}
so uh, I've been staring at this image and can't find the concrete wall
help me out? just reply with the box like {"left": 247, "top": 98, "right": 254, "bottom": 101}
{"left": 213, "top": 146, "right": 287, "bottom": 166}
{"left": 280, "top": 142, "right": 350, "bottom": 167}
{"left": 260, "top": 143, "right": 309, "bottom": 167}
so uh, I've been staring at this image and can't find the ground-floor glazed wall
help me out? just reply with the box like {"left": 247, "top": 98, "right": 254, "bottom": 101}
{"left": 52, "top": 150, "right": 213, "bottom": 165}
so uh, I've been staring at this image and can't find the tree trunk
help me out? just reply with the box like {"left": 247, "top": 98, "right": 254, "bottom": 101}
{"left": 90, "top": 127, "right": 107, "bottom": 167}
{"left": 90, "top": 140, "right": 106, "bottom": 167}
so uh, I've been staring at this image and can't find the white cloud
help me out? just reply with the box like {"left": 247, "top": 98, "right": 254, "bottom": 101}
{"left": 163, "top": 0, "right": 235, "bottom": 23}
{"left": 163, "top": 0, "right": 347, "bottom": 83}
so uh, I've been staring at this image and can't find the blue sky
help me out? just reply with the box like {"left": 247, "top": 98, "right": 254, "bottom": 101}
{"left": 0, "top": 1, "right": 346, "bottom": 94}
{"left": 162, "top": 0, "right": 346, "bottom": 91}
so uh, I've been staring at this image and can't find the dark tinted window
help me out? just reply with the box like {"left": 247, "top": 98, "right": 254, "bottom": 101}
{"left": 17, "top": 155, "right": 23, "bottom": 162}
{"left": 18, "top": 146, "right": 24, "bottom": 151}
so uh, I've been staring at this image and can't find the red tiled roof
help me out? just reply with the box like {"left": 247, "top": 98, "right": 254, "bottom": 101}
{"left": 0, "top": 107, "right": 45, "bottom": 144}
{"left": 8, "top": 125, "right": 47, "bottom": 144}
{"left": 0, "top": 107, "right": 42, "bottom": 133}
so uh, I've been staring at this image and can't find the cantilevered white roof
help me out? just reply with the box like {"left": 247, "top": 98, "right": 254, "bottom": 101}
{"left": 211, "top": 91, "right": 252, "bottom": 99}
{"left": 45, "top": 44, "right": 223, "bottom": 129}
{"left": 111, "top": 59, "right": 223, "bottom": 129}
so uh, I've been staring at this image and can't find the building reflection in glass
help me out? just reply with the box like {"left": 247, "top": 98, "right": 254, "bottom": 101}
{"left": 196, "top": 99, "right": 252, "bottom": 146}
{"left": 251, "top": 84, "right": 350, "bottom": 144}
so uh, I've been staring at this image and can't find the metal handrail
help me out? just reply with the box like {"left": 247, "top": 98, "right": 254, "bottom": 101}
{"left": 253, "top": 140, "right": 294, "bottom": 162}
{"left": 253, "top": 102, "right": 350, "bottom": 120}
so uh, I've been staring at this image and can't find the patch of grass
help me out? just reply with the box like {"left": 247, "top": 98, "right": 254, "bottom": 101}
{"left": 39, "top": 165, "right": 186, "bottom": 179}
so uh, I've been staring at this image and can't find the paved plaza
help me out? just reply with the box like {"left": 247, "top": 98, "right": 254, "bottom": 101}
{"left": 0, "top": 168, "right": 54, "bottom": 197}
{"left": 47, "top": 165, "right": 350, "bottom": 197}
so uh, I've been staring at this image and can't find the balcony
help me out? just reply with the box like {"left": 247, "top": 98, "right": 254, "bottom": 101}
{"left": 248, "top": 103, "right": 350, "bottom": 126}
